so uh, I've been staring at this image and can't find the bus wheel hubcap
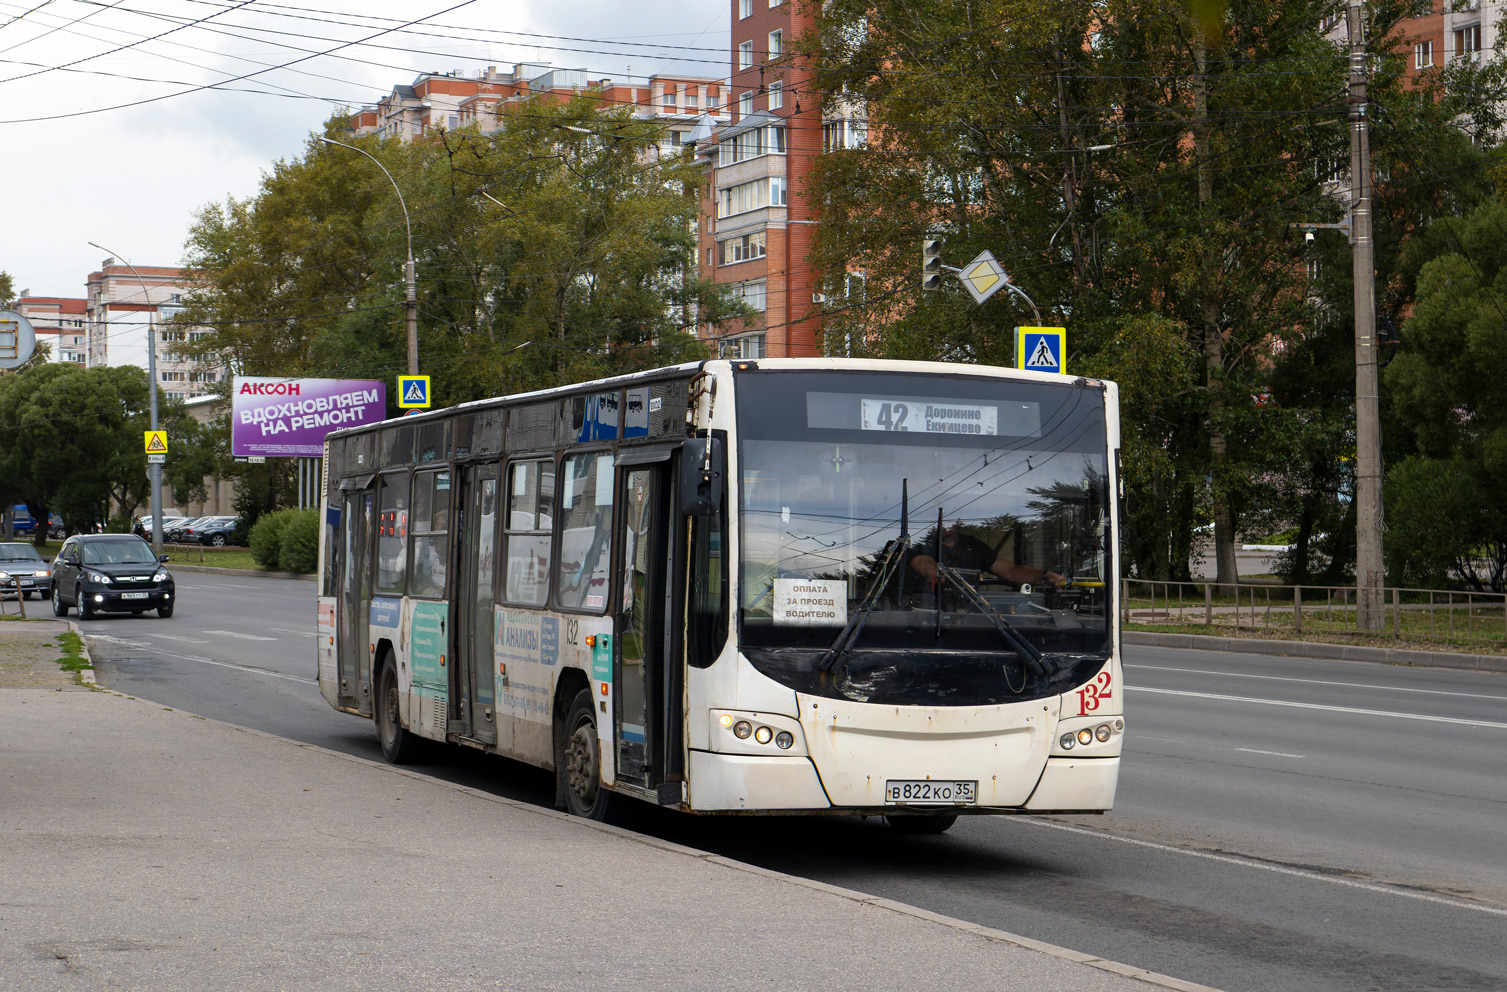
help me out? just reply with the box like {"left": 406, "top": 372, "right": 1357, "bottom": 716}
{"left": 565, "top": 721, "right": 598, "bottom": 807}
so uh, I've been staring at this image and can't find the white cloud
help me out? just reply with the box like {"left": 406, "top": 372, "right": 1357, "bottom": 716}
{"left": 0, "top": 0, "right": 726, "bottom": 298}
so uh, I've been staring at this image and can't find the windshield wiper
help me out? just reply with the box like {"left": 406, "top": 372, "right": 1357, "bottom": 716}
{"left": 819, "top": 479, "right": 910, "bottom": 672}
{"left": 934, "top": 563, "right": 1052, "bottom": 679}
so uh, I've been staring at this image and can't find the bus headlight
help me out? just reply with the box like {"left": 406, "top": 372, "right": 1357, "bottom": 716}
{"left": 1077, "top": 728, "right": 1094, "bottom": 746}
{"left": 753, "top": 726, "right": 773, "bottom": 745}
{"left": 733, "top": 720, "right": 753, "bottom": 739}
{"left": 1095, "top": 724, "right": 1112, "bottom": 742}
{"left": 775, "top": 731, "right": 794, "bottom": 749}
{"left": 1060, "top": 732, "right": 1076, "bottom": 750}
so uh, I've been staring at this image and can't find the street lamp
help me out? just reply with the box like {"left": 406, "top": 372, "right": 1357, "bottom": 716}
{"left": 88, "top": 242, "right": 163, "bottom": 557}
{"left": 317, "top": 136, "right": 418, "bottom": 375}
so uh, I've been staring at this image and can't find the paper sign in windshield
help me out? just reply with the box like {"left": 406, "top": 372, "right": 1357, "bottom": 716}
{"left": 773, "top": 577, "right": 848, "bottom": 626}
{"left": 860, "top": 398, "right": 998, "bottom": 436}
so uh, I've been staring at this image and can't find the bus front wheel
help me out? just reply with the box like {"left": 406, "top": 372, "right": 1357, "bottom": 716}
{"left": 884, "top": 814, "right": 958, "bottom": 835}
{"left": 376, "top": 656, "right": 420, "bottom": 764}
{"left": 560, "top": 689, "right": 619, "bottom": 822}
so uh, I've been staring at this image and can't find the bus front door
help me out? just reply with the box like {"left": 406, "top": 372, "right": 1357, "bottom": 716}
{"left": 614, "top": 464, "right": 671, "bottom": 790}
{"left": 338, "top": 490, "right": 374, "bottom": 715}
{"left": 453, "top": 463, "right": 500, "bottom": 746}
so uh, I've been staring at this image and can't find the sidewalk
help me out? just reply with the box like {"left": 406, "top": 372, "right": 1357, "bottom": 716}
{"left": 0, "top": 623, "right": 1216, "bottom": 992}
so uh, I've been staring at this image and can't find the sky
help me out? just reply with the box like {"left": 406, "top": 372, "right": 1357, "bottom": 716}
{"left": 0, "top": 0, "right": 730, "bottom": 299}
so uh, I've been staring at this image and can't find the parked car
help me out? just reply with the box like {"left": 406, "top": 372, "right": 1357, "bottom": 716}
{"left": 134, "top": 515, "right": 188, "bottom": 539}
{"left": 51, "top": 534, "right": 175, "bottom": 619}
{"left": 165, "top": 516, "right": 207, "bottom": 543}
{"left": 0, "top": 542, "right": 53, "bottom": 600}
{"left": 187, "top": 516, "right": 241, "bottom": 547}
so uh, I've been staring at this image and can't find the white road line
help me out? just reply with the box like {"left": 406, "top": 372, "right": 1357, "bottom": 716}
{"left": 153, "top": 651, "right": 315, "bottom": 685}
{"left": 1131, "top": 735, "right": 1190, "bottom": 745}
{"left": 1233, "top": 747, "right": 1305, "bottom": 758}
{"left": 1128, "top": 685, "right": 1507, "bottom": 730}
{"left": 144, "top": 634, "right": 210, "bottom": 645}
{"left": 270, "top": 628, "right": 316, "bottom": 638}
{"left": 1016, "top": 817, "right": 1507, "bottom": 919}
{"left": 1127, "top": 663, "right": 1507, "bottom": 702}
{"left": 86, "top": 635, "right": 150, "bottom": 648}
{"left": 202, "top": 629, "right": 277, "bottom": 642}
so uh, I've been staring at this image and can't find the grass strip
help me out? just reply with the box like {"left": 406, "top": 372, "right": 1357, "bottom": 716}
{"left": 55, "top": 629, "right": 92, "bottom": 672}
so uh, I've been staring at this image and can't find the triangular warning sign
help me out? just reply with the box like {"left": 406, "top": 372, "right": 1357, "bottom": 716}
{"left": 1026, "top": 337, "right": 1057, "bottom": 369}
{"left": 145, "top": 433, "right": 167, "bottom": 453}
{"left": 403, "top": 381, "right": 426, "bottom": 403}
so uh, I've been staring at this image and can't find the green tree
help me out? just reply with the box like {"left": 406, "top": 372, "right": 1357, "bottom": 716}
{"left": 1383, "top": 197, "right": 1507, "bottom": 590}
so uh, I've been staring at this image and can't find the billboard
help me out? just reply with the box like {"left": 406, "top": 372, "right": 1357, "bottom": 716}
{"left": 232, "top": 376, "right": 387, "bottom": 458}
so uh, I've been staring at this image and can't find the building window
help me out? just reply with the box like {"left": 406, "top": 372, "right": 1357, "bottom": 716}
{"left": 720, "top": 231, "right": 768, "bottom": 264}
{"left": 1414, "top": 40, "right": 1433, "bottom": 69}
{"left": 731, "top": 282, "right": 767, "bottom": 312}
{"left": 718, "top": 125, "right": 786, "bottom": 165}
{"left": 708, "top": 93, "right": 719, "bottom": 109}
{"left": 663, "top": 91, "right": 676, "bottom": 108}
{"left": 160, "top": 371, "right": 185, "bottom": 382}
{"left": 739, "top": 41, "right": 753, "bottom": 70}
{"left": 768, "top": 80, "right": 783, "bottom": 110}
{"left": 740, "top": 0, "right": 751, "bottom": 17}
{"left": 769, "top": 0, "right": 781, "bottom": 7}
{"left": 686, "top": 93, "right": 698, "bottom": 108}
{"left": 718, "top": 179, "right": 786, "bottom": 218}
{"left": 739, "top": 91, "right": 753, "bottom": 117}
{"left": 1455, "top": 24, "right": 1481, "bottom": 58}
{"left": 768, "top": 30, "right": 782, "bottom": 59}
{"left": 823, "top": 119, "right": 867, "bottom": 151}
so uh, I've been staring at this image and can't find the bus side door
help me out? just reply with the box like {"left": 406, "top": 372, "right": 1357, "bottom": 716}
{"left": 452, "top": 462, "right": 500, "bottom": 746}
{"left": 338, "top": 489, "right": 374, "bottom": 715}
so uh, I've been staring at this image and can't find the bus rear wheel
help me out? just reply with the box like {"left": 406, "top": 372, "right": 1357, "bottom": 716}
{"left": 560, "top": 689, "right": 619, "bottom": 822}
{"left": 376, "top": 656, "right": 420, "bottom": 764}
{"left": 884, "top": 813, "right": 958, "bottom": 835}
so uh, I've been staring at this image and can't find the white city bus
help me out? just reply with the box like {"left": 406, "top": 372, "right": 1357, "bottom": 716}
{"left": 316, "top": 358, "right": 1123, "bottom": 832}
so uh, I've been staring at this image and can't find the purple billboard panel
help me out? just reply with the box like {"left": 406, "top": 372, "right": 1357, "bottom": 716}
{"left": 232, "top": 377, "right": 387, "bottom": 458}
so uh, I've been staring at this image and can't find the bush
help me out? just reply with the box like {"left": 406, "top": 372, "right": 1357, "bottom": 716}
{"left": 248, "top": 508, "right": 297, "bottom": 569}
{"left": 278, "top": 509, "right": 320, "bottom": 574}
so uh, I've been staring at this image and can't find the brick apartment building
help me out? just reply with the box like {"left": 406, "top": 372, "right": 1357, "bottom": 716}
{"left": 12, "top": 291, "right": 87, "bottom": 365}
{"left": 85, "top": 259, "right": 220, "bottom": 400}
{"left": 693, "top": 0, "right": 830, "bottom": 359}
{"left": 1324, "top": 0, "right": 1495, "bottom": 76}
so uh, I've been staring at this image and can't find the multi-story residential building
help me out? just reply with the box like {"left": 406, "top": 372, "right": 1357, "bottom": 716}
{"left": 12, "top": 291, "right": 88, "bottom": 366}
{"left": 1325, "top": 0, "right": 1494, "bottom": 78}
{"left": 693, "top": 0, "right": 827, "bottom": 359}
{"left": 348, "top": 64, "right": 725, "bottom": 150}
{"left": 85, "top": 259, "right": 219, "bottom": 400}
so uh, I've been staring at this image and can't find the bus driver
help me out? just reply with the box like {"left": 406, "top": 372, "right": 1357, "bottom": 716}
{"left": 906, "top": 520, "right": 1064, "bottom": 591}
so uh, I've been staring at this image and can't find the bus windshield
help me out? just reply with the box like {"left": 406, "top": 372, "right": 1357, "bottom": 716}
{"left": 736, "top": 370, "right": 1112, "bottom": 707}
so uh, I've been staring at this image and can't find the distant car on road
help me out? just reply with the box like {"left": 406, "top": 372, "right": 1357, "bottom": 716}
{"left": 0, "top": 542, "right": 53, "bottom": 600}
{"left": 50, "top": 534, "right": 176, "bottom": 619}
{"left": 186, "top": 516, "right": 241, "bottom": 547}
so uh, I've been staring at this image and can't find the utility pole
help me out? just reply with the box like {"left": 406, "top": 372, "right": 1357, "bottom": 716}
{"left": 90, "top": 243, "right": 162, "bottom": 558}
{"left": 1348, "top": 0, "right": 1384, "bottom": 629}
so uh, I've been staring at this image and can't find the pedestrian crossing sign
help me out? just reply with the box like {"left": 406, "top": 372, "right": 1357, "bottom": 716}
{"left": 397, "top": 375, "right": 431, "bottom": 409}
{"left": 1016, "top": 326, "right": 1066, "bottom": 375}
{"left": 144, "top": 430, "right": 168, "bottom": 454}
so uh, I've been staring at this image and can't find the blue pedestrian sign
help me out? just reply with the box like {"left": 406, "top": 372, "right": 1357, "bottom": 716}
{"left": 1016, "top": 326, "right": 1066, "bottom": 375}
{"left": 397, "top": 374, "right": 431, "bottom": 409}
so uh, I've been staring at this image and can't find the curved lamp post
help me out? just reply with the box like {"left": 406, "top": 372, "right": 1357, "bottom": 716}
{"left": 87, "top": 242, "right": 164, "bottom": 556}
{"left": 317, "top": 136, "right": 418, "bottom": 375}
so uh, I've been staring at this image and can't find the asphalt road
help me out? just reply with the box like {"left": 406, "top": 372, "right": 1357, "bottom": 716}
{"left": 80, "top": 572, "right": 1507, "bottom": 992}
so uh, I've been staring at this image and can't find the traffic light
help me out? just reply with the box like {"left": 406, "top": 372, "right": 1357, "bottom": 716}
{"left": 922, "top": 238, "right": 943, "bottom": 291}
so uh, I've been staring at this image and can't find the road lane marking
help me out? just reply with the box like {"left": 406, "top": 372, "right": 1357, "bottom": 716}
{"left": 203, "top": 629, "right": 277, "bottom": 641}
{"left": 144, "top": 634, "right": 211, "bottom": 645}
{"left": 1127, "top": 686, "right": 1507, "bottom": 730}
{"left": 153, "top": 651, "right": 316, "bottom": 685}
{"left": 1233, "top": 747, "right": 1305, "bottom": 758}
{"left": 270, "top": 628, "right": 316, "bottom": 638}
{"left": 1128, "top": 663, "right": 1507, "bottom": 702}
{"left": 1017, "top": 818, "right": 1507, "bottom": 918}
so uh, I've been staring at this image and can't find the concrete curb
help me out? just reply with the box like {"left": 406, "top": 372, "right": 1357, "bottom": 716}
{"left": 168, "top": 563, "right": 313, "bottom": 580}
{"left": 96, "top": 689, "right": 1222, "bottom": 992}
{"left": 66, "top": 618, "right": 96, "bottom": 683}
{"left": 1124, "top": 630, "right": 1507, "bottom": 673}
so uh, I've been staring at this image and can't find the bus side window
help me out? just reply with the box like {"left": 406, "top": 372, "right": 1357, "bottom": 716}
{"left": 376, "top": 472, "right": 409, "bottom": 596}
{"left": 408, "top": 470, "right": 450, "bottom": 599}
{"left": 554, "top": 451, "right": 613, "bottom": 613}
{"left": 503, "top": 459, "right": 555, "bottom": 606}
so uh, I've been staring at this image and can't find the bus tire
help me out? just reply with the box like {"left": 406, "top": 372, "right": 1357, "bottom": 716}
{"left": 884, "top": 813, "right": 958, "bottom": 835}
{"left": 376, "top": 654, "right": 420, "bottom": 764}
{"left": 560, "top": 688, "right": 619, "bottom": 822}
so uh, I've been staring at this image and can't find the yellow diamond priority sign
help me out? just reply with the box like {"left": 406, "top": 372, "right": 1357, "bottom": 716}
{"left": 959, "top": 250, "right": 1007, "bottom": 304}
{"left": 144, "top": 430, "right": 168, "bottom": 454}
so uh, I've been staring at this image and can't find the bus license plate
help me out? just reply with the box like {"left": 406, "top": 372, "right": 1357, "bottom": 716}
{"left": 121, "top": 592, "right": 149, "bottom": 599}
{"left": 885, "top": 780, "right": 977, "bottom": 805}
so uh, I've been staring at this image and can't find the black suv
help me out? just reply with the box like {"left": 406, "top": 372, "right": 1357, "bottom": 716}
{"left": 51, "top": 534, "right": 176, "bottom": 619}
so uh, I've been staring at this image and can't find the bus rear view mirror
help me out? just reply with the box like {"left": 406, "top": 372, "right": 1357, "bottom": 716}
{"left": 680, "top": 437, "right": 724, "bottom": 517}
